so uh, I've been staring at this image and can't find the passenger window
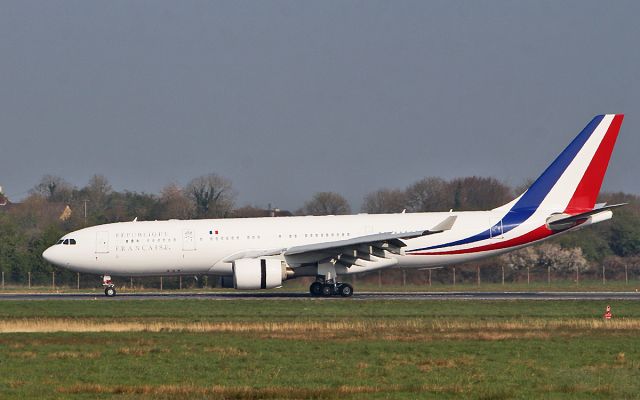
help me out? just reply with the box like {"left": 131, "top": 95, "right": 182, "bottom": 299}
{"left": 70, "top": 239, "right": 77, "bottom": 245}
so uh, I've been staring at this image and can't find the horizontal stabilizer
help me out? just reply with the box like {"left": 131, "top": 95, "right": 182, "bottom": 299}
{"left": 546, "top": 203, "right": 626, "bottom": 230}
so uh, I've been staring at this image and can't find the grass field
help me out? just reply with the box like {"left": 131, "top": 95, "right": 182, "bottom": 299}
{"left": 1, "top": 299, "right": 639, "bottom": 399}
{"left": 2, "top": 277, "right": 640, "bottom": 294}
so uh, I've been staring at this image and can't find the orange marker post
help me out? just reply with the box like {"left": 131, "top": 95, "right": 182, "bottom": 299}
{"left": 604, "top": 305, "right": 612, "bottom": 320}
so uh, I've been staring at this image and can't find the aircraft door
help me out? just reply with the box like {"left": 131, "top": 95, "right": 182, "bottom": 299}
{"left": 96, "top": 231, "right": 109, "bottom": 253}
{"left": 182, "top": 229, "right": 196, "bottom": 251}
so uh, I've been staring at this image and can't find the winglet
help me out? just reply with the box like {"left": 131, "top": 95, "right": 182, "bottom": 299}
{"left": 423, "top": 215, "right": 457, "bottom": 235}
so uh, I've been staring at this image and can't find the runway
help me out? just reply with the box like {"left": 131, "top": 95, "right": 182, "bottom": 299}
{"left": 1, "top": 291, "right": 639, "bottom": 301}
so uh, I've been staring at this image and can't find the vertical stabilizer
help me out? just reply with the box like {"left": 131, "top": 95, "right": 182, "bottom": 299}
{"left": 512, "top": 114, "right": 624, "bottom": 215}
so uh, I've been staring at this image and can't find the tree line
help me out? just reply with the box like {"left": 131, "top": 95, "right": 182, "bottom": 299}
{"left": 0, "top": 173, "right": 639, "bottom": 287}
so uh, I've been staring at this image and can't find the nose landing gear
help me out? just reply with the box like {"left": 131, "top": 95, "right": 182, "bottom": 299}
{"left": 102, "top": 275, "right": 116, "bottom": 297}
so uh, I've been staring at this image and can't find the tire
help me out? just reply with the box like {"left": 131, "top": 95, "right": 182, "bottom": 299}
{"left": 309, "top": 282, "right": 323, "bottom": 296}
{"left": 339, "top": 283, "right": 353, "bottom": 297}
{"left": 105, "top": 287, "right": 116, "bottom": 297}
{"left": 321, "top": 284, "right": 333, "bottom": 297}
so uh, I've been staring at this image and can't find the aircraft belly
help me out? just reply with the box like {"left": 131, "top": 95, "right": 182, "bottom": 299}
{"left": 398, "top": 250, "right": 507, "bottom": 268}
{"left": 80, "top": 247, "right": 216, "bottom": 276}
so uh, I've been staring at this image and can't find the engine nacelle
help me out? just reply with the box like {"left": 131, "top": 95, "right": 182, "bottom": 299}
{"left": 232, "top": 258, "right": 285, "bottom": 290}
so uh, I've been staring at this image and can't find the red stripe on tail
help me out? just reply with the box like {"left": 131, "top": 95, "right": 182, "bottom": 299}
{"left": 564, "top": 114, "right": 624, "bottom": 214}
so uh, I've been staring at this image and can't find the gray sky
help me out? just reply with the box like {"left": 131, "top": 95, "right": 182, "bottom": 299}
{"left": 1, "top": 1, "right": 638, "bottom": 211}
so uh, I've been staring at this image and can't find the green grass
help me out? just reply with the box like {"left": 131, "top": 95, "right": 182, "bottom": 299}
{"left": 3, "top": 278, "right": 640, "bottom": 293}
{"left": 0, "top": 298, "right": 636, "bottom": 320}
{"left": 1, "top": 300, "right": 640, "bottom": 399}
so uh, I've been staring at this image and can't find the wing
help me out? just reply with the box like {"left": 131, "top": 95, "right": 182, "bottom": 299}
{"left": 222, "top": 248, "right": 287, "bottom": 263}
{"left": 284, "top": 215, "right": 457, "bottom": 269}
{"left": 222, "top": 215, "right": 457, "bottom": 269}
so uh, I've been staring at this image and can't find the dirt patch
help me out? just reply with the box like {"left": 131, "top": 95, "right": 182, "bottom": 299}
{"left": 417, "top": 355, "right": 475, "bottom": 372}
{"left": 56, "top": 383, "right": 468, "bottom": 398}
{"left": 203, "top": 346, "right": 248, "bottom": 357}
{"left": 48, "top": 351, "right": 101, "bottom": 359}
{"left": 2, "top": 318, "right": 639, "bottom": 342}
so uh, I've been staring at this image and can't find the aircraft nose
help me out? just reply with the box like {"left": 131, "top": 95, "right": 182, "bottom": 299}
{"left": 42, "top": 246, "right": 61, "bottom": 266}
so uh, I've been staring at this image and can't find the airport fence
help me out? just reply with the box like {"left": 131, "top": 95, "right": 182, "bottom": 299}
{"left": 1, "top": 261, "right": 640, "bottom": 291}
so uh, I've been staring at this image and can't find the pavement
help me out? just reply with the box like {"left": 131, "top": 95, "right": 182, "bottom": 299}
{"left": 0, "top": 291, "right": 639, "bottom": 301}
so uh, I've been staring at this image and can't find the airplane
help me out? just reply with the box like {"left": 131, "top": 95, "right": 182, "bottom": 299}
{"left": 43, "top": 114, "right": 625, "bottom": 297}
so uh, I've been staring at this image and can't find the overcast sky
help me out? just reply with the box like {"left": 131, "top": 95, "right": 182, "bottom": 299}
{"left": 1, "top": 1, "right": 638, "bottom": 211}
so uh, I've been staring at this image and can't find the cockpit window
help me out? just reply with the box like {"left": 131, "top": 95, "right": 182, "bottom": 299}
{"left": 56, "top": 239, "right": 64, "bottom": 245}
{"left": 63, "top": 239, "right": 69, "bottom": 245}
{"left": 69, "top": 239, "right": 76, "bottom": 245}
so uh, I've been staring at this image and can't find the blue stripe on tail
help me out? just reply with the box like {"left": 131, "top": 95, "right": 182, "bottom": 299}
{"left": 410, "top": 115, "right": 605, "bottom": 252}
{"left": 509, "top": 114, "right": 604, "bottom": 213}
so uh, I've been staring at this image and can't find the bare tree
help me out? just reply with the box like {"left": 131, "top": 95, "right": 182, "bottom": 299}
{"left": 405, "top": 177, "right": 452, "bottom": 212}
{"left": 449, "top": 176, "right": 511, "bottom": 210}
{"left": 10, "top": 194, "right": 53, "bottom": 231}
{"left": 298, "top": 192, "right": 351, "bottom": 216}
{"left": 361, "top": 188, "right": 407, "bottom": 214}
{"left": 77, "top": 174, "right": 113, "bottom": 222}
{"left": 86, "top": 174, "right": 112, "bottom": 200}
{"left": 87, "top": 174, "right": 112, "bottom": 204}
{"left": 185, "top": 174, "right": 235, "bottom": 218}
{"left": 158, "top": 183, "right": 193, "bottom": 219}
{"left": 31, "top": 175, "right": 74, "bottom": 203}
{"left": 232, "top": 205, "right": 268, "bottom": 218}
{"left": 513, "top": 178, "right": 536, "bottom": 198}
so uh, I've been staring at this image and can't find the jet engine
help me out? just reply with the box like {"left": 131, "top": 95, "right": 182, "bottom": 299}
{"left": 232, "top": 258, "right": 286, "bottom": 290}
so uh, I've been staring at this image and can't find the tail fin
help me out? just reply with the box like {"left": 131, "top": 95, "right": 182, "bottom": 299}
{"left": 512, "top": 114, "right": 624, "bottom": 215}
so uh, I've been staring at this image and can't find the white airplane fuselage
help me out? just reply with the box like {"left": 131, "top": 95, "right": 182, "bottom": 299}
{"left": 42, "top": 206, "right": 601, "bottom": 277}
{"left": 43, "top": 212, "right": 478, "bottom": 276}
{"left": 42, "top": 114, "right": 625, "bottom": 296}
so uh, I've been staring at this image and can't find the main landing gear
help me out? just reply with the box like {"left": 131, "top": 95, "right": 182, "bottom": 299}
{"left": 309, "top": 279, "right": 353, "bottom": 298}
{"left": 102, "top": 275, "right": 116, "bottom": 297}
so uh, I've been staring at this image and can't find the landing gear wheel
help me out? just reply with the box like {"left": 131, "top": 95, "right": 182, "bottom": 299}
{"left": 338, "top": 283, "right": 353, "bottom": 297}
{"left": 321, "top": 284, "right": 334, "bottom": 297}
{"left": 104, "top": 287, "right": 116, "bottom": 297}
{"left": 310, "top": 282, "right": 323, "bottom": 296}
